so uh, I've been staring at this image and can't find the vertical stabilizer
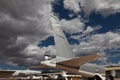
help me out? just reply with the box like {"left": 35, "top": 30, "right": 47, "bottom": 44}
{"left": 50, "top": 14, "right": 75, "bottom": 58}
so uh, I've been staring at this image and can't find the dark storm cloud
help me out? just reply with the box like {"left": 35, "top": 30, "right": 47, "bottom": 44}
{"left": 0, "top": 0, "right": 53, "bottom": 66}
{"left": 0, "top": 0, "right": 44, "bottom": 18}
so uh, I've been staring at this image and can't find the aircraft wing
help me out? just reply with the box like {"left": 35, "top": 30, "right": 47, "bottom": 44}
{"left": 0, "top": 70, "right": 15, "bottom": 78}
{"left": 30, "top": 53, "right": 99, "bottom": 69}
{"left": 29, "top": 64, "right": 52, "bottom": 69}
{"left": 57, "top": 54, "right": 99, "bottom": 69}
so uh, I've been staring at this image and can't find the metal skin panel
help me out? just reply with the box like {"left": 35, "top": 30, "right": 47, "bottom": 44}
{"left": 0, "top": 71, "right": 14, "bottom": 78}
{"left": 57, "top": 54, "right": 99, "bottom": 69}
{"left": 50, "top": 14, "right": 75, "bottom": 59}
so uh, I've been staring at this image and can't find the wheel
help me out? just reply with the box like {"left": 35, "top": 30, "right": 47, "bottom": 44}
{"left": 88, "top": 75, "right": 102, "bottom": 80}
{"left": 94, "top": 75, "right": 102, "bottom": 80}
{"left": 88, "top": 77, "right": 94, "bottom": 80}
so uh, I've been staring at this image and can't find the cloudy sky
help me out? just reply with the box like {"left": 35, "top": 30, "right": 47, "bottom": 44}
{"left": 0, "top": 0, "right": 120, "bottom": 68}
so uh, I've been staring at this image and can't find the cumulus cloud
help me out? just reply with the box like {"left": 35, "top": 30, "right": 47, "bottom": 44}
{"left": 83, "top": 26, "right": 94, "bottom": 34}
{"left": 64, "top": 0, "right": 120, "bottom": 17}
{"left": 64, "top": 0, "right": 81, "bottom": 13}
{"left": 0, "top": 0, "right": 85, "bottom": 66}
{"left": 60, "top": 18, "right": 84, "bottom": 34}
{"left": 108, "top": 37, "right": 120, "bottom": 49}
{"left": 21, "top": 45, "right": 56, "bottom": 66}
{"left": 83, "top": 26, "right": 102, "bottom": 34}
{"left": 72, "top": 31, "right": 120, "bottom": 64}
{"left": 0, "top": 0, "right": 120, "bottom": 67}
{"left": 0, "top": 0, "right": 53, "bottom": 66}
{"left": 75, "top": 32, "right": 120, "bottom": 54}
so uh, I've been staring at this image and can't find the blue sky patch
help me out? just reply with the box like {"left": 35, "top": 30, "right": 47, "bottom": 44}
{"left": 86, "top": 12, "right": 120, "bottom": 33}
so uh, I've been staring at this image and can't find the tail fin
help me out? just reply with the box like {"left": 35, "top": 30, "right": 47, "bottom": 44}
{"left": 50, "top": 14, "right": 75, "bottom": 58}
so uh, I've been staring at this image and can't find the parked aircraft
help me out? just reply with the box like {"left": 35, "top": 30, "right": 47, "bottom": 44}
{"left": 12, "top": 69, "right": 41, "bottom": 77}
{"left": 31, "top": 14, "right": 105, "bottom": 80}
{"left": 0, "top": 69, "right": 41, "bottom": 78}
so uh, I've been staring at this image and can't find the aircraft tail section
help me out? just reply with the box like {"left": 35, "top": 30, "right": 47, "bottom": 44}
{"left": 50, "top": 14, "right": 75, "bottom": 58}
{"left": 30, "top": 14, "right": 105, "bottom": 80}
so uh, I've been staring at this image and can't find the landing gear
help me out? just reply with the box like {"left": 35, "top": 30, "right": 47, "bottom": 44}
{"left": 88, "top": 75, "right": 102, "bottom": 80}
{"left": 94, "top": 75, "right": 102, "bottom": 80}
{"left": 57, "top": 74, "right": 67, "bottom": 80}
{"left": 88, "top": 77, "right": 94, "bottom": 80}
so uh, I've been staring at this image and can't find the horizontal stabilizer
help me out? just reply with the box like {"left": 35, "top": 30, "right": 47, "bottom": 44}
{"left": 57, "top": 54, "right": 100, "bottom": 69}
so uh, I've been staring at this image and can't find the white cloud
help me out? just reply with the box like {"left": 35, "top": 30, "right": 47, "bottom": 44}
{"left": 70, "top": 26, "right": 102, "bottom": 41}
{"left": 108, "top": 37, "right": 120, "bottom": 49}
{"left": 72, "top": 31, "right": 120, "bottom": 64}
{"left": 64, "top": 0, "right": 120, "bottom": 17}
{"left": 64, "top": 0, "right": 81, "bottom": 13}
{"left": 23, "top": 44, "right": 56, "bottom": 57}
{"left": 21, "top": 44, "right": 56, "bottom": 65}
{"left": 60, "top": 18, "right": 84, "bottom": 34}
{"left": 83, "top": 26, "right": 102, "bottom": 34}
{"left": 23, "top": 44, "right": 42, "bottom": 56}
{"left": 83, "top": 26, "right": 94, "bottom": 34}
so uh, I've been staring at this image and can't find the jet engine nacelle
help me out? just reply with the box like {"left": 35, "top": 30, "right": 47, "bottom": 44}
{"left": 88, "top": 74, "right": 105, "bottom": 80}
{"left": 94, "top": 73, "right": 105, "bottom": 80}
